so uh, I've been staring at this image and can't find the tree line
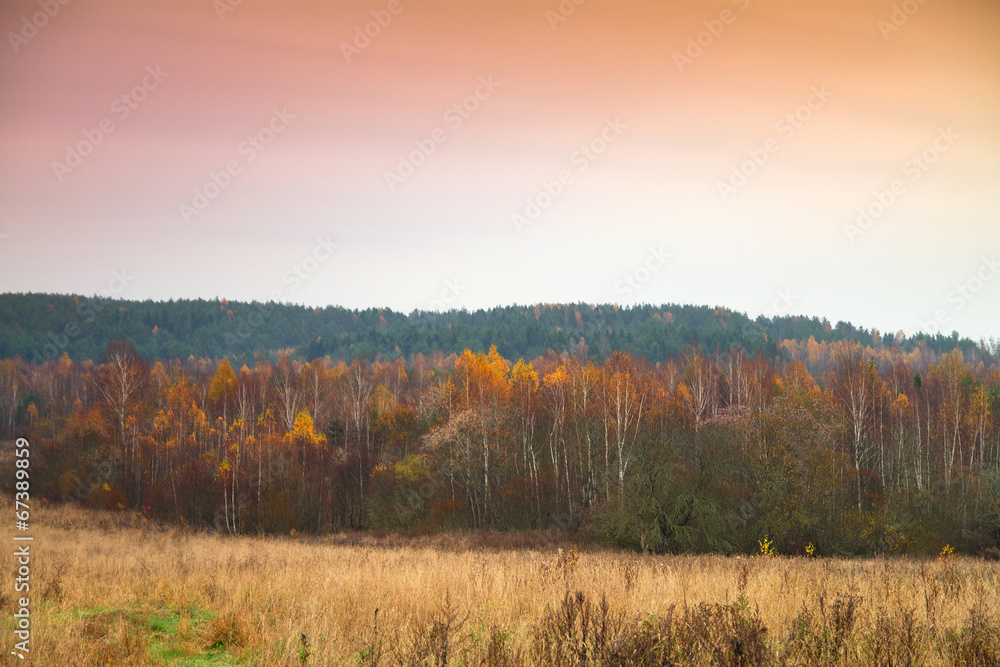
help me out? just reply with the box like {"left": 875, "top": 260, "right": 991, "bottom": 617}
{"left": 0, "top": 293, "right": 985, "bottom": 366}
{"left": 2, "top": 336, "right": 999, "bottom": 556}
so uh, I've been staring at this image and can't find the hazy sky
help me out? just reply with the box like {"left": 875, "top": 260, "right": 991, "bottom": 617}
{"left": 1, "top": 0, "right": 998, "bottom": 341}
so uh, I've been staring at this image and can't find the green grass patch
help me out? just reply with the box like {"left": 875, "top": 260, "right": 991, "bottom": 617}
{"left": 58, "top": 603, "right": 249, "bottom": 665}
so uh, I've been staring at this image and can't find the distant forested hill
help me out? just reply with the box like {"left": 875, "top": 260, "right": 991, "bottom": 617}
{"left": 0, "top": 292, "right": 983, "bottom": 364}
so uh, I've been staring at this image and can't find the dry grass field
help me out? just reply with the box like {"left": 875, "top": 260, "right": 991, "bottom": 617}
{"left": 2, "top": 503, "right": 1000, "bottom": 666}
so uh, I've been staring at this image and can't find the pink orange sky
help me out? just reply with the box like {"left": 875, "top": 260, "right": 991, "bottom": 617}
{"left": 1, "top": 0, "right": 998, "bottom": 340}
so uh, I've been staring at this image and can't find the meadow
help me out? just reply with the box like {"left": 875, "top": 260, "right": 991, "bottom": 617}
{"left": 3, "top": 504, "right": 999, "bottom": 666}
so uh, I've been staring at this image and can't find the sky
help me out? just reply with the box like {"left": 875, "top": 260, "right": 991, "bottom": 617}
{"left": 1, "top": 0, "right": 998, "bottom": 341}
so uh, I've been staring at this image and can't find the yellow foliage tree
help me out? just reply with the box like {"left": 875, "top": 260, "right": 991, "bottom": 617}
{"left": 208, "top": 357, "right": 238, "bottom": 423}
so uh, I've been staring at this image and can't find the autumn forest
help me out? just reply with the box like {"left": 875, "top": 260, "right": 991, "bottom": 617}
{"left": 2, "top": 301, "right": 999, "bottom": 558}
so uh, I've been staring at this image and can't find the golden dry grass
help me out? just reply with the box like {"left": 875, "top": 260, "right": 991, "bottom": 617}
{"left": 2, "top": 503, "right": 999, "bottom": 665}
